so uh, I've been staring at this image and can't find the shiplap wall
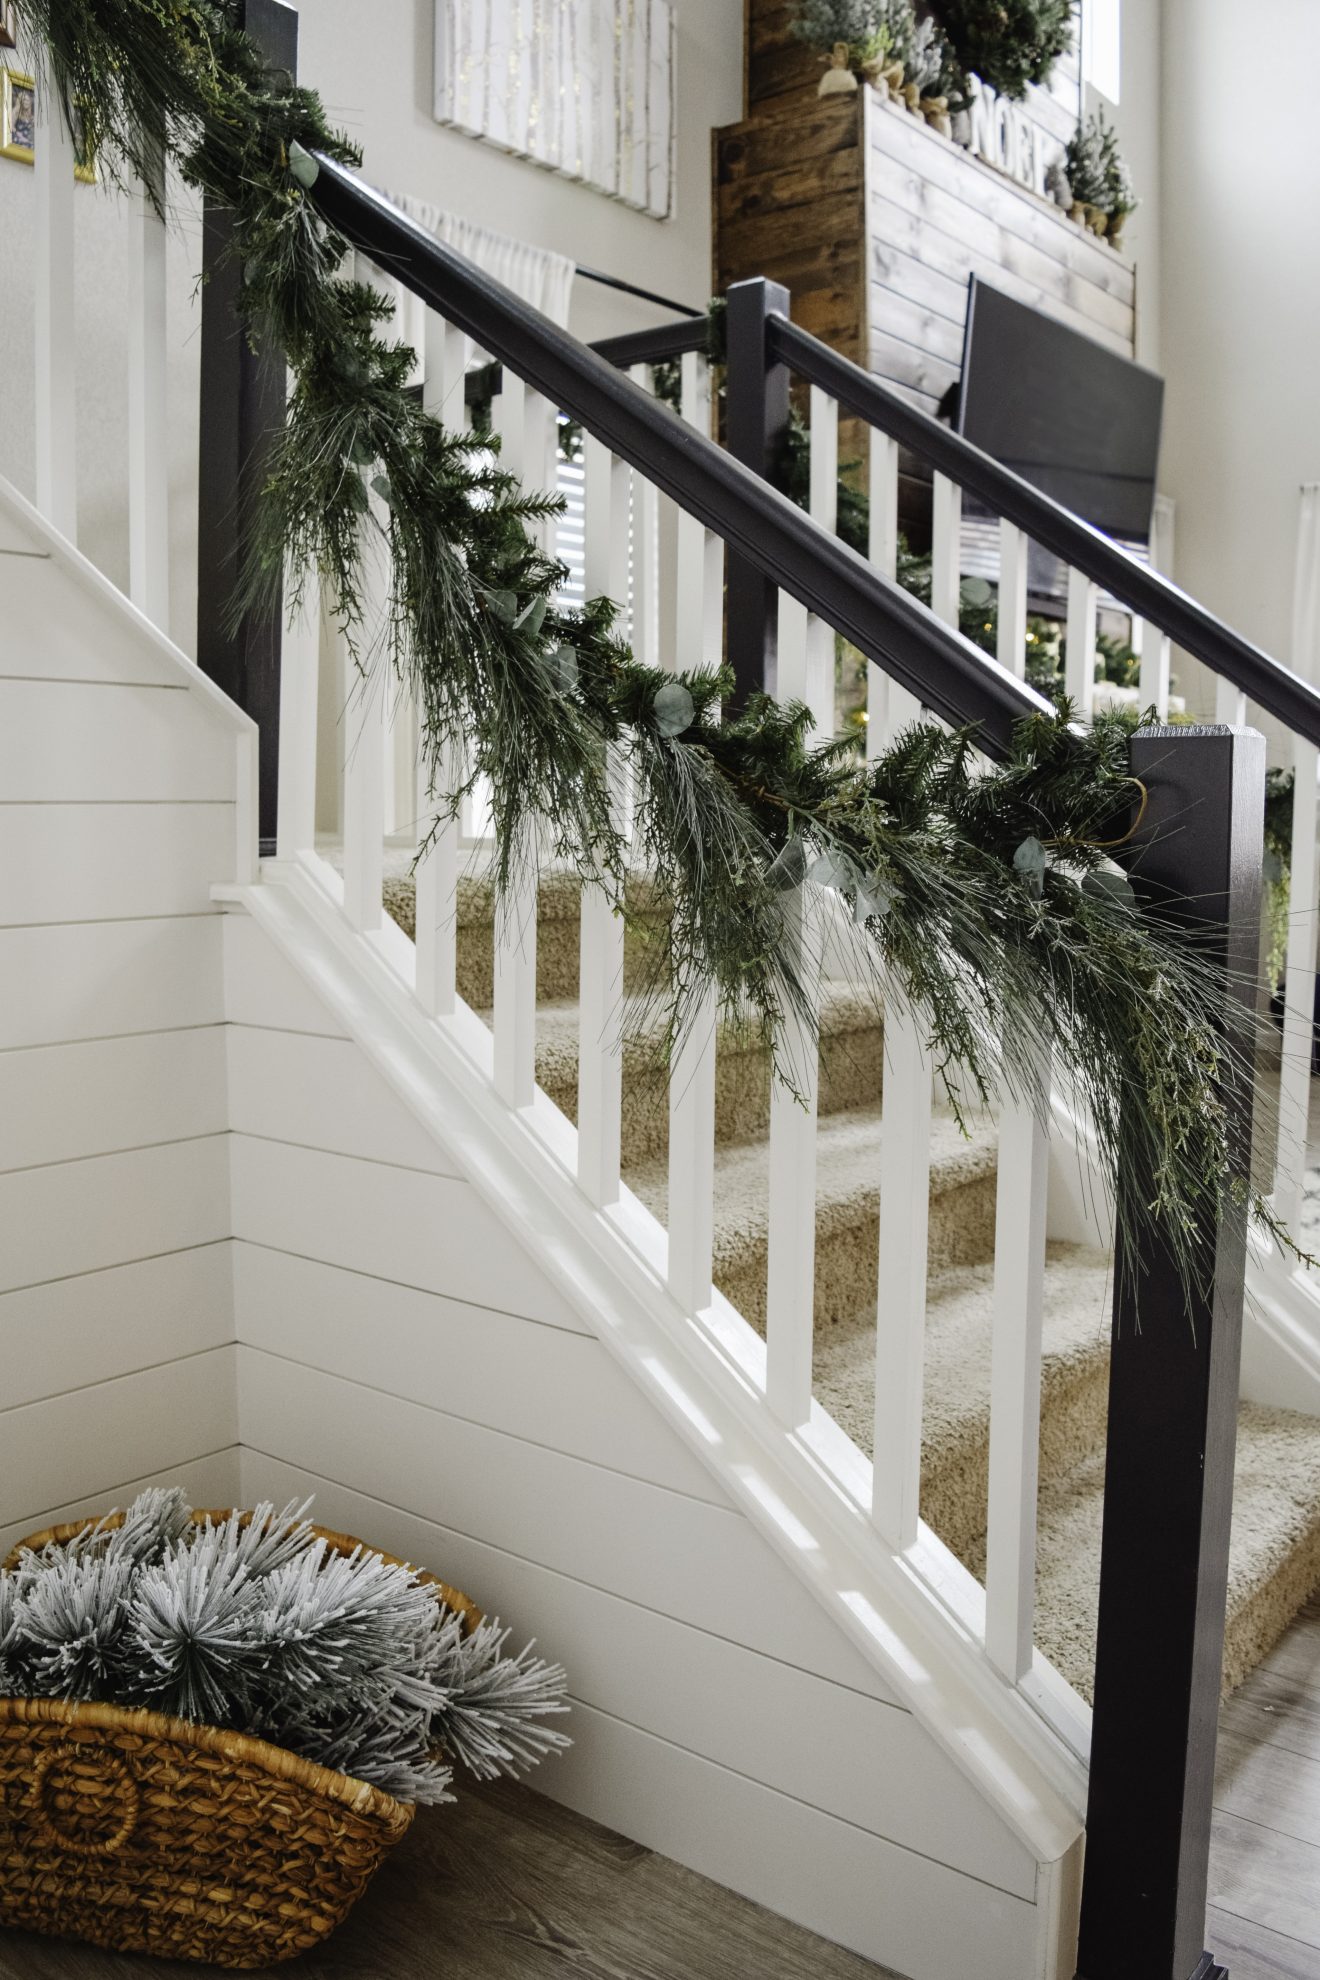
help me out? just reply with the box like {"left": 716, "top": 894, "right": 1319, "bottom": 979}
{"left": 222, "top": 913, "right": 1051, "bottom": 1980}
{"left": 0, "top": 509, "right": 240, "bottom": 1556}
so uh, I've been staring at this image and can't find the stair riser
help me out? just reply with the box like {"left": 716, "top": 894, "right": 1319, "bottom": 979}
{"left": 537, "top": 1021, "right": 887, "bottom": 1168}
{"left": 923, "top": 1352, "right": 1111, "bottom": 1569}
{"left": 715, "top": 1168, "right": 1000, "bottom": 1336}
{"left": 384, "top": 876, "right": 669, "bottom": 1007}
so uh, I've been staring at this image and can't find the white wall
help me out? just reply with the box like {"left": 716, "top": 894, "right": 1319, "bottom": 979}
{"left": 1158, "top": 0, "right": 1320, "bottom": 717}
{"left": 0, "top": 0, "right": 742, "bottom": 649}
{"left": 1104, "top": 0, "right": 1162, "bottom": 369}
{"left": 0, "top": 494, "right": 243, "bottom": 1556}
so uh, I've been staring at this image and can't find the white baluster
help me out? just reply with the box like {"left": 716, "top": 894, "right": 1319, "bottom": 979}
{"left": 342, "top": 492, "right": 389, "bottom": 933}
{"left": 275, "top": 577, "right": 320, "bottom": 860}
{"left": 629, "top": 364, "right": 660, "bottom": 668}
{"left": 491, "top": 371, "right": 539, "bottom": 1109}
{"left": 1276, "top": 743, "right": 1320, "bottom": 1234}
{"left": 871, "top": 1001, "right": 934, "bottom": 1551}
{"left": 998, "top": 520, "right": 1028, "bottom": 680}
{"left": 414, "top": 315, "right": 470, "bottom": 1020}
{"left": 984, "top": 1056, "right": 1051, "bottom": 1682}
{"left": 931, "top": 474, "right": 962, "bottom": 630}
{"left": 805, "top": 385, "right": 839, "bottom": 739}
{"left": 1135, "top": 620, "right": 1172, "bottom": 718}
{"left": 578, "top": 431, "right": 631, "bottom": 1205}
{"left": 1274, "top": 485, "right": 1320, "bottom": 1235}
{"left": 667, "top": 355, "right": 723, "bottom": 1309}
{"left": 34, "top": 78, "right": 77, "bottom": 540}
{"left": 869, "top": 432, "right": 916, "bottom": 751}
{"left": 494, "top": 863, "right": 538, "bottom": 1110}
{"left": 1065, "top": 568, "right": 1098, "bottom": 717}
{"left": 1138, "top": 496, "right": 1176, "bottom": 719}
{"left": 1214, "top": 677, "right": 1248, "bottom": 726}
{"left": 128, "top": 147, "right": 169, "bottom": 628}
{"left": 765, "top": 594, "right": 819, "bottom": 1428}
{"left": 669, "top": 989, "right": 718, "bottom": 1313}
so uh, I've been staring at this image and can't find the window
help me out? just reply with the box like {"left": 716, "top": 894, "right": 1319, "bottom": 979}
{"left": 1082, "top": 0, "right": 1121, "bottom": 105}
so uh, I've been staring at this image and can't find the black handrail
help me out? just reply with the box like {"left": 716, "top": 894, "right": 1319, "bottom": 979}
{"left": 577, "top": 265, "right": 703, "bottom": 321}
{"left": 770, "top": 316, "right": 1320, "bottom": 750}
{"left": 462, "top": 309, "right": 709, "bottom": 411}
{"left": 307, "top": 155, "right": 1050, "bottom": 754}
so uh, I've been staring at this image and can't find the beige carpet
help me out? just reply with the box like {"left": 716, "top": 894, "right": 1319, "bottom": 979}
{"left": 376, "top": 867, "right": 1320, "bottom": 1703}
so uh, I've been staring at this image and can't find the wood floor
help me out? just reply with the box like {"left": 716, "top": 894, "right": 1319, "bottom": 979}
{"left": 4, "top": 1599, "right": 1320, "bottom": 1979}
{"left": 0, "top": 1774, "right": 899, "bottom": 1980}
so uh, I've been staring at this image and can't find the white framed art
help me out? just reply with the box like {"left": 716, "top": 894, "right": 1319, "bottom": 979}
{"left": 434, "top": 0, "right": 675, "bottom": 221}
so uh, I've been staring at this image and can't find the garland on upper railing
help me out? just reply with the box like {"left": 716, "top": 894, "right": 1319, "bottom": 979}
{"left": 16, "top": 0, "right": 1289, "bottom": 1295}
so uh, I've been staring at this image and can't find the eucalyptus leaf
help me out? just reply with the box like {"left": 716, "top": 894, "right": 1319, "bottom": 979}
{"left": 653, "top": 681, "right": 695, "bottom": 738}
{"left": 808, "top": 849, "right": 856, "bottom": 893}
{"left": 550, "top": 643, "right": 579, "bottom": 692}
{"left": 286, "top": 139, "right": 319, "bottom": 188}
{"left": 370, "top": 474, "right": 393, "bottom": 509}
{"left": 1083, "top": 867, "right": 1136, "bottom": 910}
{"left": 1013, "top": 835, "right": 1047, "bottom": 897}
{"left": 488, "top": 589, "right": 519, "bottom": 625}
{"left": 515, "top": 595, "right": 548, "bottom": 637}
{"left": 765, "top": 837, "right": 808, "bottom": 892}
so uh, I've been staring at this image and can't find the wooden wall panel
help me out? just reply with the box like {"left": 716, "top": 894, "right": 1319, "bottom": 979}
{"left": 222, "top": 914, "right": 1053, "bottom": 1980}
{"left": 717, "top": 1, "right": 1136, "bottom": 464}
{"left": 0, "top": 535, "right": 241, "bottom": 1540}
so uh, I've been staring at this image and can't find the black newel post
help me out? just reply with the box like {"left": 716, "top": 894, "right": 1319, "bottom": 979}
{"left": 723, "top": 277, "right": 791, "bottom": 708}
{"left": 1076, "top": 725, "right": 1265, "bottom": 1980}
{"left": 197, "top": 0, "right": 299, "bottom": 855}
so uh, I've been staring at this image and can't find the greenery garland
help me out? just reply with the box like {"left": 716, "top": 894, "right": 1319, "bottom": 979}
{"left": 17, "top": 0, "right": 1286, "bottom": 1296}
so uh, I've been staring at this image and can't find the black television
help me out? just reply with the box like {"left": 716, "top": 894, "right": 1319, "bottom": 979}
{"left": 956, "top": 277, "right": 1164, "bottom": 544}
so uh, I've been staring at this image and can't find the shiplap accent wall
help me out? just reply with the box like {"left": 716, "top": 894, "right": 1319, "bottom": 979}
{"left": 221, "top": 913, "right": 1050, "bottom": 1980}
{"left": 0, "top": 513, "right": 240, "bottom": 1556}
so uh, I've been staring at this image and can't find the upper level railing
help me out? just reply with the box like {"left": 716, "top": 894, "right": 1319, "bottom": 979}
{"left": 310, "top": 158, "right": 1050, "bottom": 755}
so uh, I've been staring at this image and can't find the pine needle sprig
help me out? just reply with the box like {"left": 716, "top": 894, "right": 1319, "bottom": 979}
{"left": 0, "top": 1492, "right": 570, "bottom": 1808}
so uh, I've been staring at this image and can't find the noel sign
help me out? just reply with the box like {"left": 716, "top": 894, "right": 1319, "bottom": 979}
{"left": 434, "top": 0, "right": 675, "bottom": 221}
{"left": 965, "top": 74, "right": 1067, "bottom": 201}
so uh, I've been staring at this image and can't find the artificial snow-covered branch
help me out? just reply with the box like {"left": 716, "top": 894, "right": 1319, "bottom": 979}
{"left": 0, "top": 1492, "right": 570, "bottom": 1807}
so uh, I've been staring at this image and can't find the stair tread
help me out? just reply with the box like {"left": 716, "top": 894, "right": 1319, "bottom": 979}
{"left": 626, "top": 1100, "right": 997, "bottom": 1262}
{"left": 813, "top": 1241, "right": 1113, "bottom": 1459}
{"left": 529, "top": 982, "right": 884, "bottom": 1077}
{"left": 969, "top": 1400, "right": 1320, "bottom": 1702}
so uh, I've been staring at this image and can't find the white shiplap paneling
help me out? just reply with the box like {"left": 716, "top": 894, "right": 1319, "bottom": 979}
{"left": 1, "top": 1346, "right": 238, "bottom": 1535}
{"left": 0, "top": 917, "right": 223, "bottom": 1051}
{"left": 0, "top": 1026, "right": 227, "bottom": 1174}
{"left": 2, "top": 1242, "right": 233, "bottom": 1413}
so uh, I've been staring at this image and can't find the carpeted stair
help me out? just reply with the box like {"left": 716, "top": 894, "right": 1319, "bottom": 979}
{"left": 381, "top": 864, "right": 1320, "bottom": 1703}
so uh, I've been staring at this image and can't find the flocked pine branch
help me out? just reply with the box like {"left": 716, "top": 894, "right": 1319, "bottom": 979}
{"left": 0, "top": 1491, "right": 571, "bottom": 1807}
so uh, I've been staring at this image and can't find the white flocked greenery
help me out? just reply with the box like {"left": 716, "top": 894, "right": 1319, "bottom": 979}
{"left": 0, "top": 1490, "right": 570, "bottom": 1806}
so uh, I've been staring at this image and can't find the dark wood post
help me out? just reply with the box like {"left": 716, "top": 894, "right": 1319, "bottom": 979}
{"left": 1076, "top": 724, "right": 1265, "bottom": 1980}
{"left": 196, "top": 0, "right": 299, "bottom": 855}
{"left": 723, "top": 276, "right": 791, "bottom": 707}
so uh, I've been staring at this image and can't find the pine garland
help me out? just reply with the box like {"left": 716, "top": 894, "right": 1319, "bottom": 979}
{"left": 12, "top": 0, "right": 1288, "bottom": 1296}
{"left": 0, "top": 1491, "right": 570, "bottom": 1804}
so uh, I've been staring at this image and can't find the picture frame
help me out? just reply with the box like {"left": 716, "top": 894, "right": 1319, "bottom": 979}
{"left": 0, "top": 5, "right": 16, "bottom": 51}
{"left": 0, "top": 68, "right": 97, "bottom": 179}
{"left": 0, "top": 66, "right": 34, "bottom": 165}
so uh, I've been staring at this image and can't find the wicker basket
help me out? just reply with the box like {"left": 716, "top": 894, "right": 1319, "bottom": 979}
{"left": 0, "top": 1511, "right": 481, "bottom": 1969}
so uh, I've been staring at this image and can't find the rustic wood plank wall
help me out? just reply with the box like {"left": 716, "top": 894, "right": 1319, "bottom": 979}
{"left": 716, "top": 0, "right": 1139, "bottom": 503}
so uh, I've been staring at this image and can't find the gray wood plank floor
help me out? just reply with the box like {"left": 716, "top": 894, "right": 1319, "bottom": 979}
{"left": 5, "top": 1596, "right": 1320, "bottom": 1979}
{"left": 1210, "top": 1593, "right": 1320, "bottom": 1977}
{"left": 0, "top": 1775, "right": 901, "bottom": 1980}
